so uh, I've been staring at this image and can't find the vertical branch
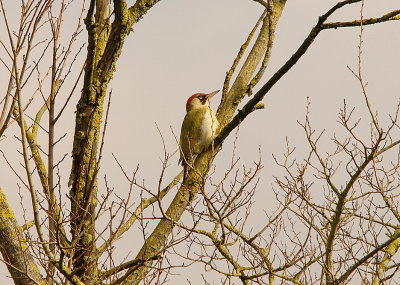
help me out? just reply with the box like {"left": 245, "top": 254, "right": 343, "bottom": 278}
{"left": 0, "top": 0, "right": 52, "bottom": 136}
{"left": 0, "top": 65, "right": 15, "bottom": 133}
{"left": 47, "top": 3, "right": 65, "bottom": 281}
{"left": 69, "top": 0, "right": 110, "bottom": 281}
{"left": 216, "top": 0, "right": 286, "bottom": 128}
{"left": 68, "top": 0, "right": 161, "bottom": 283}
{"left": 0, "top": 2, "right": 61, "bottom": 282}
{"left": 247, "top": 0, "right": 275, "bottom": 91}
{"left": 356, "top": 0, "right": 380, "bottom": 132}
{"left": 222, "top": 9, "right": 267, "bottom": 100}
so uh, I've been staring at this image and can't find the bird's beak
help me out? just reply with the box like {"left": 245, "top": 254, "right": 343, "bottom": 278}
{"left": 205, "top": 90, "right": 220, "bottom": 100}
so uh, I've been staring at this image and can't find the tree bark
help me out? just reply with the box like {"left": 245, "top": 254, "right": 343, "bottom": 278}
{"left": 69, "top": 0, "right": 161, "bottom": 283}
{"left": 0, "top": 187, "right": 45, "bottom": 285}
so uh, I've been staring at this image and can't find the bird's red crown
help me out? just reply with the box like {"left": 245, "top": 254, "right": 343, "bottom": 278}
{"left": 186, "top": 93, "right": 203, "bottom": 111}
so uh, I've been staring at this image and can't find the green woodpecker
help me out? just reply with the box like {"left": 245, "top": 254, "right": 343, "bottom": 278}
{"left": 179, "top": 90, "right": 220, "bottom": 173}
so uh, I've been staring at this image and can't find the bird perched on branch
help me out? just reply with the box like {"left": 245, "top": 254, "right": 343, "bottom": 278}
{"left": 179, "top": 90, "right": 220, "bottom": 176}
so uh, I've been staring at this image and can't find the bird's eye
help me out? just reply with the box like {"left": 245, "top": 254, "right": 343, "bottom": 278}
{"left": 198, "top": 95, "right": 207, "bottom": 104}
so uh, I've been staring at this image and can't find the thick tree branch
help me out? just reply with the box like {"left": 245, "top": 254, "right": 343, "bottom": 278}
{"left": 216, "top": 1, "right": 399, "bottom": 146}
{"left": 0, "top": 187, "right": 44, "bottom": 285}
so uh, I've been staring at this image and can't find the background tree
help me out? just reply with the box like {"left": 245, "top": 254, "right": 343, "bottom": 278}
{"left": 0, "top": 0, "right": 399, "bottom": 284}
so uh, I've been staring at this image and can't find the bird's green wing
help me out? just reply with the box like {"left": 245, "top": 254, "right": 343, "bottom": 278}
{"left": 179, "top": 109, "right": 204, "bottom": 165}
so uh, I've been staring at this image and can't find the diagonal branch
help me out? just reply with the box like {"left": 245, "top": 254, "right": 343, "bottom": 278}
{"left": 215, "top": 0, "right": 399, "bottom": 147}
